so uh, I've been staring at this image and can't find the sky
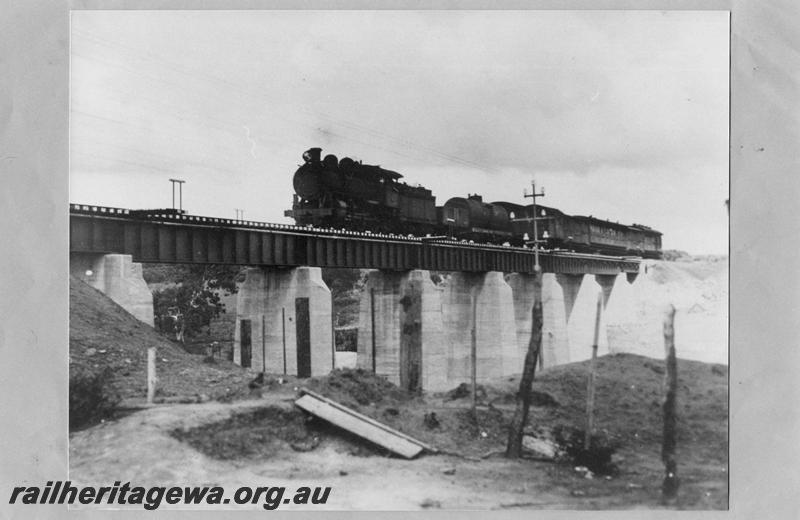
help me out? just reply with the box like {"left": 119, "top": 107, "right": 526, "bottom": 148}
{"left": 69, "top": 10, "right": 730, "bottom": 254}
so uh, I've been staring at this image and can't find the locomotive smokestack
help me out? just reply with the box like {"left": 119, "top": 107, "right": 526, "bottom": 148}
{"left": 303, "top": 147, "right": 322, "bottom": 164}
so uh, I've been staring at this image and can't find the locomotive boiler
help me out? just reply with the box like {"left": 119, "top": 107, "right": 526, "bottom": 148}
{"left": 285, "top": 148, "right": 437, "bottom": 234}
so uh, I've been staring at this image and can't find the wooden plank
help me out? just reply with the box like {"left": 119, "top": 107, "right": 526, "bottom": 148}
{"left": 295, "top": 390, "right": 434, "bottom": 458}
{"left": 294, "top": 394, "right": 421, "bottom": 458}
{"left": 299, "top": 389, "right": 438, "bottom": 453}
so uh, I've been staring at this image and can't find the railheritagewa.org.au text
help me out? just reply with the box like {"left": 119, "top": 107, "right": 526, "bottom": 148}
{"left": 9, "top": 481, "right": 331, "bottom": 510}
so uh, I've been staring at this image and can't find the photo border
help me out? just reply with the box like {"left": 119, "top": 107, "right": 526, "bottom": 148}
{"left": 3, "top": 0, "right": 794, "bottom": 518}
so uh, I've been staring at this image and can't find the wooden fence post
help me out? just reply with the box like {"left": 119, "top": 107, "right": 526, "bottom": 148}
{"left": 585, "top": 291, "right": 603, "bottom": 450}
{"left": 471, "top": 290, "right": 478, "bottom": 417}
{"left": 331, "top": 293, "right": 336, "bottom": 370}
{"left": 147, "top": 347, "right": 156, "bottom": 404}
{"left": 662, "top": 304, "right": 679, "bottom": 503}
{"left": 261, "top": 314, "right": 266, "bottom": 374}
{"left": 370, "top": 288, "right": 377, "bottom": 373}
{"left": 282, "top": 307, "right": 287, "bottom": 375}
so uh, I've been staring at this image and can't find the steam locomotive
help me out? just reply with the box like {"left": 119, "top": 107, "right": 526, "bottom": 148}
{"left": 285, "top": 148, "right": 662, "bottom": 258}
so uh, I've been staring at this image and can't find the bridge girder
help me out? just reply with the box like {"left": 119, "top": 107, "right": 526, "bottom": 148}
{"left": 69, "top": 206, "right": 640, "bottom": 275}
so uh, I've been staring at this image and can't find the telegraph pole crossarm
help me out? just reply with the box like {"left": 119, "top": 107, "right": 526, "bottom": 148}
{"left": 169, "top": 178, "right": 186, "bottom": 212}
{"left": 521, "top": 180, "right": 546, "bottom": 270}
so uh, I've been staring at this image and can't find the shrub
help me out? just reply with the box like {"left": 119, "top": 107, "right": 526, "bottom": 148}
{"left": 69, "top": 366, "right": 121, "bottom": 430}
{"left": 553, "top": 425, "right": 620, "bottom": 476}
{"left": 661, "top": 249, "right": 691, "bottom": 262}
{"left": 335, "top": 328, "right": 358, "bottom": 352}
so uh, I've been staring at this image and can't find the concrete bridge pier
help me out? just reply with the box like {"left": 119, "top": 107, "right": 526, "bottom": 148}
{"left": 506, "top": 273, "right": 569, "bottom": 369}
{"left": 234, "top": 266, "right": 333, "bottom": 377}
{"left": 600, "top": 271, "right": 640, "bottom": 354}
{"left": 356, "top": 270, "right": 447, "bottom": 392}
{"left": 555, "top": 274, "right": 597, "bottom": 362}
{"left": 594, "top": 274, "right": 619, "bottom": 358}
{"left": 70, "top": 253, "right": 154, "bottom": 326}
{"left": 557, "top": 273, "right": 629, "bottom": 362}
{"left": 442, "top": 271, "right": 517, "bottom": 385}
{"left": 556, "top": 274, "right": 583, "bottom": 322}
{"left": 555, "top": 273, "right": 582, "bottom": 363}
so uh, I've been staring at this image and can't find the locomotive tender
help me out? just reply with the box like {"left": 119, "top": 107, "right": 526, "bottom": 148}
{"left": 285, "top": 148, "right": 662, "bottom": 258}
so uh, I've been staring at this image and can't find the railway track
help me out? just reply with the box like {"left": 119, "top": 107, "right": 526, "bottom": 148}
{"left": 69, "top": 203, "right": 645, "bottom": 262}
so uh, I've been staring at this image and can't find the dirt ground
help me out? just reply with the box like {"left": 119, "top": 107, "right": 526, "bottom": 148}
{"left": 69, "top": 269, "right": 727, "bottom": 510}
{"left": 70, "top": 276, "right": 255, "bottom": 404}
{"left": 70, "top": 397, "right": 565, "bottom": 511}
{"left": 69, "top": 359, "right": 727, "bottom": 510}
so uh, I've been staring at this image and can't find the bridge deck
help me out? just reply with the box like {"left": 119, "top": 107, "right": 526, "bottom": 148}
{"left": 69, "top": 204, "right": 641, "bottom": 275}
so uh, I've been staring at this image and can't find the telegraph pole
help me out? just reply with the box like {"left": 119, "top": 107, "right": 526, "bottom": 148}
{"left": 523, "top": 180, "right": 546, "bottom": 270}
{"left": 506, "top": 179, "right": 547, "bottom": 458}
{"left": 169, "top": 178, "right": 185, "bottom": 212}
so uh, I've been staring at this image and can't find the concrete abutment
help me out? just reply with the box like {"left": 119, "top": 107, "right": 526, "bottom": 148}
{"left": 70, "top": 253, "right": 154, "bottom": 326}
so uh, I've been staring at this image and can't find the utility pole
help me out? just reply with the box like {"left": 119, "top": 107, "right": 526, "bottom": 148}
{"left": 515, "top": 180, "right": 549, "bottom": 371}
{"left": 522, "top": 180, "right": 546, "bottom": 269}
{"left": 506, "top": 180, "right": 547, "bottom": 458}
{"left": 169, "top": 178, "right": 185, "bottom": 212}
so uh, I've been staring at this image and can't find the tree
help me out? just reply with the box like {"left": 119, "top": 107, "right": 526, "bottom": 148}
{"left": 321, "top": 268, "right": 364, "bottom": 299}
{"left": 148, "top": 264, "right": 242, "bottom": 339}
